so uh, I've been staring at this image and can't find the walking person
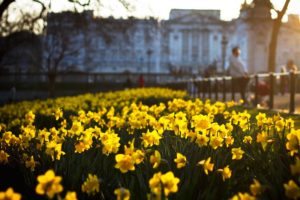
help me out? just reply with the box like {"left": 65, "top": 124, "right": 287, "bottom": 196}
{"left": 281, "top": 60, "right": 298, "bottom": 95}
{"left": 227, "top": 46, "right": 249, "bottom": 103}
{"left": 286, "top": 59, "right": 298, "bottom": 72}
{"left": 9, "top": 86, "right": 16, "bottom": 103}
{"left": 124, "top": 76, "right": 132, "bottom": 89}
{"left": 138, "top": 74, "right": 145, "bottom": 88}
{"left": 286, "top": 59, "right": 298, "bottom": 95}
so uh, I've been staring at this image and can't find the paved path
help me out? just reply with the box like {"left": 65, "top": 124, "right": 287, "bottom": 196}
{"left": 272, "top": 94, "right": 300, "bottom": 113}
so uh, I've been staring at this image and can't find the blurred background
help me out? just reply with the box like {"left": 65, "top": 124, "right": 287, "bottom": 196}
{"left": 0, "top": 0, "right": 300, "bottom": 112}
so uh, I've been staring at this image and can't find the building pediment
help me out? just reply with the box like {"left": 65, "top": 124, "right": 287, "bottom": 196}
{"left": 167, "top": 13, "right": 225, "bottom": 25}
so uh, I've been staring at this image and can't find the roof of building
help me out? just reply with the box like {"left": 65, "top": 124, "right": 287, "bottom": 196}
{"left": 169, "top": 9, "right": 221, "bottom": 20}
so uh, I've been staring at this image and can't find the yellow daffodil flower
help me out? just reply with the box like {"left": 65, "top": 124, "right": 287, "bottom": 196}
{"left": 217, "top": 165, "right": 232, "bottom": 181}
{"left": 174, "top": 153, "right": 187, "bottom": 169}
{"left": 81, "top": 174, "right": 100, "bottom": 196}
{"left": 150, "top": 150, "right": 161, "bottom": 169}
{"left": 114, "top": 187, "right": 130, "bottom": 200}
{"left": 198, "top": 157, "right": 214, "bottom": 175}
{"left": 0, "top": 150, "right": 9, "bottom": 164}
{"left": 250, "top": 179, "right": 262, "bottom": 196}
{"left": 65, "top": 191, "right": 77, "bottom": 200}
{"left": 291, "top": 157, "right": 300, "bottom": 175}
{"left": 284, "top": 180, "right": 300, "bottom": 200}
{"left": 115, "top": 154, "right": 135, "bottom": 173}
{"left": 35, "top": 169, "right": 63, "bottom": 199}
{"left": 0, "top": 187, "right": 21, "bottom": 200}
{"left": 231, "top": 147, "right": 244, "bottom": 160}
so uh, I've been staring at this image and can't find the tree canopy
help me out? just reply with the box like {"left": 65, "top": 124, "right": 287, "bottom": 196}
{"left": 0, "top": 0, "right": 133, "bottom": 36}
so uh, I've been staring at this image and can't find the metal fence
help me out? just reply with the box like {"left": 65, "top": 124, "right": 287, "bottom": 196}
{"left": 0, "top": 72, "right": 192, "bottom": 85}
{"left": 0, "top": 71, "right": 299, "bottom": 113}
{"left": 0, "top": 72, "right": 189, "bottom": 96}
{"left": 176, "top": 71, "right": 300, "bottom": 114}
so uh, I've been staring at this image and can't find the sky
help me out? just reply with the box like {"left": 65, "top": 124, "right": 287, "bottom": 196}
{"left": 11, "top": 0, "right": 300, "bottom": 21}
{"left": 47, "top": 0, "right": 300, "bottom": 21}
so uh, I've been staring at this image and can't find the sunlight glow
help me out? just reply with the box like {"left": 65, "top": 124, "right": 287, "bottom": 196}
{"left": 10, "top": 0, "right": 300, "bottom": 20}
{"left": 87, "top": 0, "right": 300, "bottom": 20}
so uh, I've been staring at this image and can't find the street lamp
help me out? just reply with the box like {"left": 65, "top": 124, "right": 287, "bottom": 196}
{"left": 221, "top": 35, "right": 228, "bottom": 74}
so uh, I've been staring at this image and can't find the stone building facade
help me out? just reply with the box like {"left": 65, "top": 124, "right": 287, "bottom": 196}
{"left": 160, "top": 9, "right": 226, "bottom": 74}
{"left": 45, "top": 11, "right": 161, "bottom": 73}
{"left": 44, "top": 0, "right": 300, "bottom": 74}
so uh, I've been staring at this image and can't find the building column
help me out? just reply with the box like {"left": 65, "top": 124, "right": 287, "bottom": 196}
{"left": 155, "top": 28, "right": 161, "bottom": 73}
{"left": 202, "top": 30, "right": 210, "bottom": 65}
{"left": 198, "top": 30, "right": 202, "bottom": 64}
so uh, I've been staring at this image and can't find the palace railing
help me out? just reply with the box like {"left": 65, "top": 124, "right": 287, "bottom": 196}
{"left": 0, "top": 71, "right": 299, "bottom": 113}
{"left": 169, "top": 71, "right": 300, "bottom": 114}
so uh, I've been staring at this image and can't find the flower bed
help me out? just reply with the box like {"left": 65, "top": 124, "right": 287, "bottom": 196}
{"left": 0, "top": 88, "right": 299, "bottom": 200}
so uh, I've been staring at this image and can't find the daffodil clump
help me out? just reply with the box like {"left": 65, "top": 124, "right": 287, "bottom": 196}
{"left": 0, "top": 88, "right": 299, "bottom": 199}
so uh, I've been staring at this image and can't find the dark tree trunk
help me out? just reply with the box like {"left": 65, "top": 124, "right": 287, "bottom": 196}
{"left": 48, "top": 72, "right": 56, "bottom": 98}
{"left": 268, "top": 20, "right": 281, "bottom": 72}
{"left": 268, "top": 0, "right": 291, "bottom": 72}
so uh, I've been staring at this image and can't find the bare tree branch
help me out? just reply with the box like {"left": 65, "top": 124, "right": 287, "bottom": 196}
{"left": 276, "top": 0, "right": 290, "bottom": 20}
{"left": 31, "top": 0, "right": 47, "bottom": 23}
{"left": 0, "top": 0, "right": 15, "bottom": 20}
{"left": 118, "top": 0, "right": 134, "bottom": 11}
{"left": 68, "top": 0, "right": 91, "bottom": 7}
